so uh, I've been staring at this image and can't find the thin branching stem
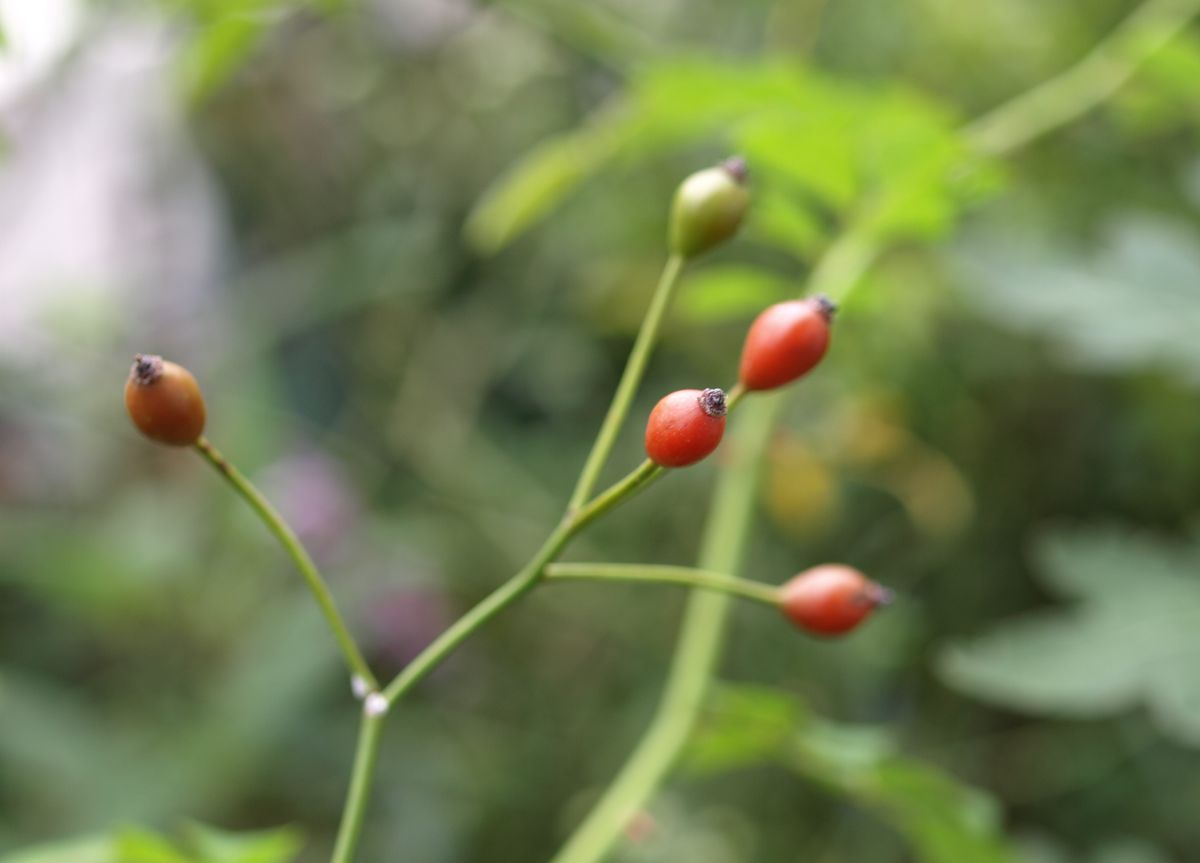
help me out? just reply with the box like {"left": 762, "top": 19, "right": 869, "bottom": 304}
{"left": 568, "top": 254, "right": 687, "bottom": 513}
{"left": 544, "top": 562, "right": 781, "bottom": 606}
{"left": 194, "top": 437, "right": 377, "bottom": 689}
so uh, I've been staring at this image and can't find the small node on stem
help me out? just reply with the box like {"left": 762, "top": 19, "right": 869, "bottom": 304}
{"left": 363, "top": 692, "right": 390, "bottom": 718}
{"left": 351, "top": 674, "right": 371, "bottom": 700}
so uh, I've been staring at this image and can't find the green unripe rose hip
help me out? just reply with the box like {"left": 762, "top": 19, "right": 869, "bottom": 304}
{"left": 669, "top": 157, "right": 749, "bottom": 258}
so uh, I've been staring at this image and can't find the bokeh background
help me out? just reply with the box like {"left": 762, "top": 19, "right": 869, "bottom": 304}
{"left": 3, "top": 0, "right": 1200, "bottom": 861}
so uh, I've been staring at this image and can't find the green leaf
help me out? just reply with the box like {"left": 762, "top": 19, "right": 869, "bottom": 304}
{"left": 0, "top": 836, "right": 114, "bottom": 863}
{"left": 114, "top": 829, "right": 193, "bottom": 863}
{"left": 939, "top": 526, "right": 1200, "bottom": 745}
{"left": 464, "top": 116, "right": 627, "bottom": 253}
{"left": 675, "top": 266, "right": 793, "bottom": 324}
{"left": 182, "top": 823, "right": 302, "bottom": 863}
{"left": 180, "top": 11, "right": 268, "bottom": 99}
{"left": 0, "top": 825, "right": 302, "bottom": 863}
{"left": 1091, "top": 838, "right": 1173, "bottom": 863}
{"left": 789, "top": 721, "right": 1014, "bottom": 863}
{"left": 689, "top": 686, "right": 1017, "bottom": 863}
{"left": 685, "top": 685, "right": 805, "bottom": 773}
{"left": 958, "top": 216, "right": 1200, "bottom": 386}
{"left": 467, "top": 58, "right": 987, "bottom": 253}
{"left": 749, "top": 191, "right": 828, "bottom": 259}
{"left": 736, "top": 114, "right": 859, "bottom": 210}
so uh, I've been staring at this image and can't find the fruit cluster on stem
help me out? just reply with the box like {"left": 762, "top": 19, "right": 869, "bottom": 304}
{"left": 123, "top": 156, "right": 888, "bottom": 863}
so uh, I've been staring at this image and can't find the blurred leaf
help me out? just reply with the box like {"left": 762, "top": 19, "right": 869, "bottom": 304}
{"left": 468, "top": 59, "right": 988, "bottom": 253}
{"left": 180, "top": 12, "right": 266, "bottom": 99}
{"left": 182, "top": 823, "right": 302, "bottom": 863}
{"left": 492, "top": 0, "right": 653, "bottom": 68}
{"left": 0, "top": 672, "right": 147, "bottom": 822}
{"left": 675, "top": 266, "right": 792, "bottom": 324}
{"left": 790, "top": 724, "right": 1014, "bottom": 863}
{"left": 1090, "top": 838, "right": 1172, "bottom": 863}
{"left": 958, "top": 216, "right": 1200, "bottom": 386}
{"left": 2, "top": 825, "right": 300, "bottom": 863}
{"left": 689, "top": 686, "right": 1017, "bottom": 863}
{"left": 939, "top": 526, "right": 1200, "bottom": 745}
{"left": 0, "top": 836, "right": 114, "bottom": 863}
{"left": 1116, "top": 32, "right": 1200, "bottom": 133}
{"left": 165, "top": 0, "right": 347, "bottom": 99}
{"left": 114, "top": 829, "right": 193, "bottom": 863}
{"left": 465, "top": 117, "right": 627, "bottom": 253}
{"left": 686, "top": 685, "right": 804, "bottom": 773}
{"left": 749, "top": 191, "right": 828, "bottom": 259}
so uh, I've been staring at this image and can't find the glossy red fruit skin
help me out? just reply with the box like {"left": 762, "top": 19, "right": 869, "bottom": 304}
{"left": 644, "top": 388, "right": 727, "bottom": 468}
{"left": 739, "top": 296, "right": 834, "bottom": 391}
{"left": 780, "top": 564, "right": 888, "bottom": 636}
{"left": 124, "top": 355, "right": 207, "bottom": 446}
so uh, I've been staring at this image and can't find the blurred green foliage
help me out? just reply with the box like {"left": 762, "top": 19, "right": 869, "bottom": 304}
{"left": 2, "top": 0, "right": 1200, "bottom": 861}
{"left": 941, "top": 526, "right": 1200, "bottom": 746}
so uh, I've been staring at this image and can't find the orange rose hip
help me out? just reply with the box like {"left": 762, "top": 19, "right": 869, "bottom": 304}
{"left": 124, "top": 354, "right": 207, "bottom": 446}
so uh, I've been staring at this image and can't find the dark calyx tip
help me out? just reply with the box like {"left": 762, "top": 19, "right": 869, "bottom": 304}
{"left": 812, "top": 294, "right": 837, "bottom": 321}
{"left": 867, "top": 583, "right": 894, "bottom": 607}
{"left": 719, "top": 156, "right": 749, "bottom": 185}
{"left": 698, "top": 387, "right": 728, "bottom": 418}
{"left": 131, "top": 353, "right": 164, "bottom": 386}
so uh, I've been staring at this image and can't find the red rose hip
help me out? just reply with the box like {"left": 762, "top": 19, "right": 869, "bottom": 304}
{"left": 739, "top": 295, "right": 835, "bottom": 391}
{"left": 780, "top": 564, "right": 890, "bottom": 636}
{"left": 645, "top": 388, "right": 727, "bottom": 468}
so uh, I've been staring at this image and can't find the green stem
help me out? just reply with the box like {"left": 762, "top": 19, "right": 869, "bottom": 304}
{"left": 550, "top": 395, "right": 783, "bottom": 863}
{"left": 544, "top": 562, "right": 781, "bottom": 607}
{"left": 380, "top": 452, "right": 674, "bottom": 705}
{"left": 567, "top": 254, "right": 686, "bottom": 513}
{"left": 381, "top": 517, "right": 576, "bottom": 703}
{"left": 574, "top": 459, "right": 661, "bottom": 528}
{"left": 330, "top": 709, "right": 386, "bottom": 863}
{"left": 567, "top": 382, "right": 748, "bottom": 534}
{"left": 193, "top": 437, "right": 377, "bottom": 689}
{"left": 965, "top": 0, "right": 1200, "bottom": 156}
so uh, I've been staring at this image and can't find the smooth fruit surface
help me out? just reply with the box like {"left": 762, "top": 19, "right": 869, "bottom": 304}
{"left": 739, "top": 296, "right": 834, "bottom": 391}
{"left": 124, "top": 354, "right": 207, "bottom": 446}
{"left": 669, "top": 158, "right": 749, "bottom": 258}
{"left": 780, "top": 564, "right": 889, "bottom": 635}
{"left": 644, "top": 388, "right": 727, "bottom": 468}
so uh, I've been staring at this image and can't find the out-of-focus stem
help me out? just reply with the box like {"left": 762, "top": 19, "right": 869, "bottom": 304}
{"left": 193, "top": 437, "right": 377, "bottom": 689}
{"left": 568, "top": 254, "right": 686, "bottom": 513}
{"left": 329, "top": 708, "right": 386, "bottom": 863}
{"left": 550, "top": 394, "right": 783, "bottom": 863}
{"left": 966, "top": 0, "right": 1200, "bottom": 156}
{"left": 544, "top": 562, "right": 781, "bottom": 606}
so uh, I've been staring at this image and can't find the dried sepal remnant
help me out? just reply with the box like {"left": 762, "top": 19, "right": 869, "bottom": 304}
{"left": 131, "top": 353, "right": 165, "bottom": 386}
{"left": 698, "top": 387, "right": 728, "bottom": 418}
